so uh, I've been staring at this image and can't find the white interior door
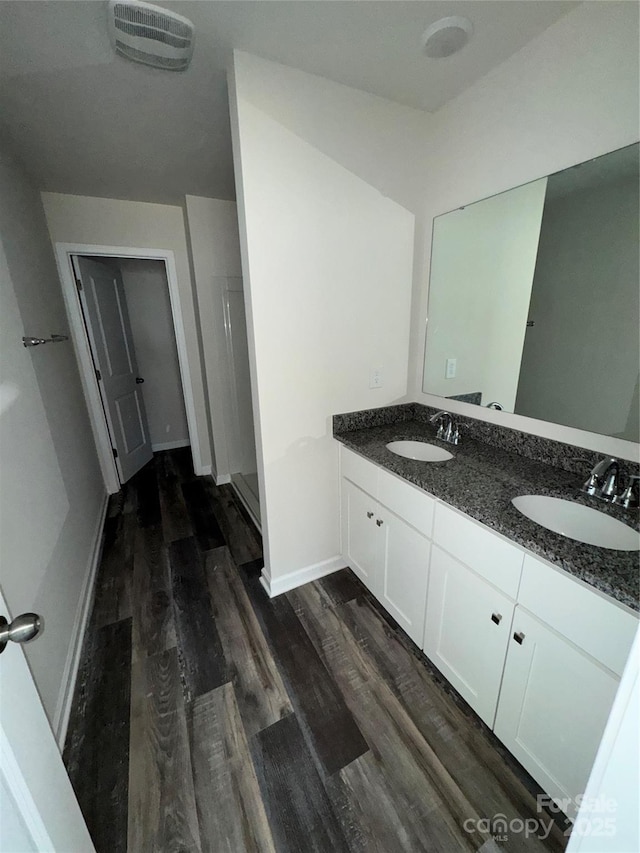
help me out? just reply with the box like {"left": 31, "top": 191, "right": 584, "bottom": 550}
{"left": 0, "top": 586, "right": 95, "bottom": 852}
{"left": 75, "top": 256, "right": 153, "bottom": 483}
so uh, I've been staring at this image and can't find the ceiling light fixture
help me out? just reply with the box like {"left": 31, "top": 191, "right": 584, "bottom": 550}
{"left": 422, "top": 16, "right": 473, "bottom": 59}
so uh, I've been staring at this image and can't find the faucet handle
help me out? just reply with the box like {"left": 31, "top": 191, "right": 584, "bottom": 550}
{"left": 582, "top": 472, "right": 600, "bottom": 496}
{"left": 600, "top": 472, "right": 619, "bottom": 501}
{"left": 616, "top": 475, "right": 639, "bottom": 510}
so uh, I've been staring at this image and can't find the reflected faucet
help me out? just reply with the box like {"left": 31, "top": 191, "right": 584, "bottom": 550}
{"left": 430, "top": 411, "right": 460, "bottom": 445}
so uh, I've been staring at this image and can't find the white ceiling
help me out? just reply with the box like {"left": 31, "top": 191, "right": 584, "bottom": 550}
{"left": 0, "top": 1, "right": 578, "bottom": 204}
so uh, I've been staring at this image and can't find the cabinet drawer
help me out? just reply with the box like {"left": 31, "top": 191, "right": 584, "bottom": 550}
{"left": 519, "top": 554, "right": 638, "bottom": 676}
{"left": 341, "top": 447, "right": 378, "bottom": 497}
{"left": 433, "top": 503, "right": 524, "bottom": 599}
{"left": 378, "top": 468, "right": 434, "bottom": 539}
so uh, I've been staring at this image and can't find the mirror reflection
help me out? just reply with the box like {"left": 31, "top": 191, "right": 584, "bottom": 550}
{"left": 422, "top": 143, "right": 639, "bottom": 442}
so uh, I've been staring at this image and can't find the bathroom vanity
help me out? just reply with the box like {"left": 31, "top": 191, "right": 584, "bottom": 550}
{"left": 334, "top": 403, "right": 639, "bottom": 821}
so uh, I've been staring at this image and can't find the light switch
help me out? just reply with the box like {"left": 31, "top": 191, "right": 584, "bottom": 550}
{"left": 370, "top": 367, "right": 383, "bottom": 389}
{"left": 445, "top": 358, "right": 457, "bottom": 379}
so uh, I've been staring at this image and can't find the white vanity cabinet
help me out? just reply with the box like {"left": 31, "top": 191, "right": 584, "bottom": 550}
{"left": 424, "top": 545, "right": 516, "bottom": 727}
{"left": 424, "top": 503, "right": 525, "bottom": 726}
{"left": 340, "top": 449, "right": 433, "bottom": 644}
{"left": 341, "top": 478, "right": 381, "bottom": 592}
{"left": 494, "top": 554, "right": 639, "bottom": 820}
{"left": 338, "top": 445, "right": 639, "bottom": 819}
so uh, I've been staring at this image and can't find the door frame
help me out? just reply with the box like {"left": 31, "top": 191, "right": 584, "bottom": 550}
{"left": 54, "top": 243, "right": 203, "bottom": 493}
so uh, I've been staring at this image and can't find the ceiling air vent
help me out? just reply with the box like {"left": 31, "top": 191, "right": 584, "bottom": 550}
{"left": 107, "top": 0, "right": 194, "bottom": 71}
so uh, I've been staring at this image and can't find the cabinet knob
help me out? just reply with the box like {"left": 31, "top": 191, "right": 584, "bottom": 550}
{"left": 376, "top": 519, "right": 383, "bottom": 526}
{"left": 0, "top": 613, "right": 42, "bottom": 654}
{"left": 513, "top": 631, "right": 525, "bottom": 645}
{"left": 491, "top": 612, "right": 502, "bottom": 625}
{"left": 367, "top": 511, "right": 374, "bottom": 519}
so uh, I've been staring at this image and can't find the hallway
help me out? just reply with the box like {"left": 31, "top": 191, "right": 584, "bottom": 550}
{"left": 63, "top": 450, "right": 567, "bottom": 852}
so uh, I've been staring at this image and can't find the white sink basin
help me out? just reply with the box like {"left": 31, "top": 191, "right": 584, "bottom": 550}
{"left": 512, "top": 495, "right": 640, "bottom": 551}
{"left": 386, "top": 440, "right": 453, "bottom": 462}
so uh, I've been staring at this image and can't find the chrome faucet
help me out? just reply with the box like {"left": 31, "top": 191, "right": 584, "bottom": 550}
{"left": 582, "top": 457, "right": 640, "bottom": 508}
{"left": 430, "top": 411, "right": 460, "bottom": 445}
{"left": 582, "top": 457, "right": 621, "bottom": 503}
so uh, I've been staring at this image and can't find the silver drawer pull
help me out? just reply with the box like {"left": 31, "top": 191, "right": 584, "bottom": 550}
{"left": 367, "top": 511, "right": 374, "bottom": 519}
{"left": 513, "top": 631, "right": 525, "bottom": 645}
{"left": 491, "top": 613, "right": 502, "bottom": 625}
{"left": 376, "top": 519, "right": 383, "bottom": 526}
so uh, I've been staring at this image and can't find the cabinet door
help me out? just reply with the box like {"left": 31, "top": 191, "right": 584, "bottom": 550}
{"left": 341, "top": 479, "right": 380, "bottom": 594}
{"left": 379, "top": 510, "right": 431, "bottom": 645}
{"left": 494, "top": 608, "right": 620, "bottom": 820}
{"left": 424, "top": 545, "right": 515, "bottom": 727}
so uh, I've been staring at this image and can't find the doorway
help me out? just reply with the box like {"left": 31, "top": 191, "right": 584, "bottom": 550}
{"left": 55, "top": 244, "right": 204, "bottom": 492}
{"left": 74, "top": 255, "right": 190, "bottom": 485}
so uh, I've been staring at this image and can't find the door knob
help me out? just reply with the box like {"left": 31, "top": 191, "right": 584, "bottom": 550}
{"left": 0, "top": 613, "right": 42, "bottom": 654}
{"left": 135, "top": 377, "right": 144, "bottom": 384}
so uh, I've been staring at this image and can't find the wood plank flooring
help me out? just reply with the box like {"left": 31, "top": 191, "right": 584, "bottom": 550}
{"left": 64, "top": 448, "right": 569, "bottom": 853}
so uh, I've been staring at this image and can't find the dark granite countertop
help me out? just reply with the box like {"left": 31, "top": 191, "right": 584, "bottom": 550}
{"left": 334, "top": 417, "right": 640, "bottom": 612}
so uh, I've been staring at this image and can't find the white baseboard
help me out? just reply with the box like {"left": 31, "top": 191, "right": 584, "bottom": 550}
{"left": 197, "top": 464, "right": 212, "bottom": 476}
{"left": 53, "top": 492, "right": 109, "bottom": 748}
{"left": 216, "top": 473, "right": 232, "bottom": 485}
{"left": 151, "top": 439, "right": 190, "bottom": 452}
{"left": 260, "top": 555, "right": 345, "bottom": 598}
{"left": 259, "top": 570, "right": 271, "bottom": 597}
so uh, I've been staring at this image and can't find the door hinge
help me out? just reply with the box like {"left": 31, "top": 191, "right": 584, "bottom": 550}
{"left": 75, "top": 278, "right": 83, "bottom": 291}
{"left": 112, "top": 447, "right": 118, "bottom": 459}
{"left": 95, "top": 368, "right": 101, "bottom": 382}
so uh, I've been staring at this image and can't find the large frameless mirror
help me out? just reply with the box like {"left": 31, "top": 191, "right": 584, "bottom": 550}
{"left": 422, "top": 143, "right": 639, "bottom": 442}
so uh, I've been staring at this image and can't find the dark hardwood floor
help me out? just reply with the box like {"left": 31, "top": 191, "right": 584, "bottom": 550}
{"left": 64, "top": 448, "right": 569, "bottom": 852}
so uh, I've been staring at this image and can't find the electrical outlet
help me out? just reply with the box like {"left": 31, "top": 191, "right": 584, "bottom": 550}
{"left": 370, "top": 367, "right": 383, "bottom": 389}
{"left": 445, "top": 358, "right": 457, "bottom": 379}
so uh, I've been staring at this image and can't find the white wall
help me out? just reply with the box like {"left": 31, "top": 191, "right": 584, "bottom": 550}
{"left": 423, "top": 178, "right": 547, "bottom": 410}
{"left": 119, "top": 258, "right": 189, "bottom": 450}
{"left": 230, "top": 53, "right": 432, "bottom": 214}
{"left": 410, "top": 1, "right": 640, "bottom": 461}
{"left": 516, "top": 177, "right": 639, "bottom": 440}
{"left": 0, "top": 145, "right": 105, "bottom": 733}
{"left": 229, "top": 52, "right": 416, "bottom": 590}
{"left": 40, "top": 192, "right": 213, "bottom": 473}
{"left": 184, "top": 196, "right": 247, "bottom": 482}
